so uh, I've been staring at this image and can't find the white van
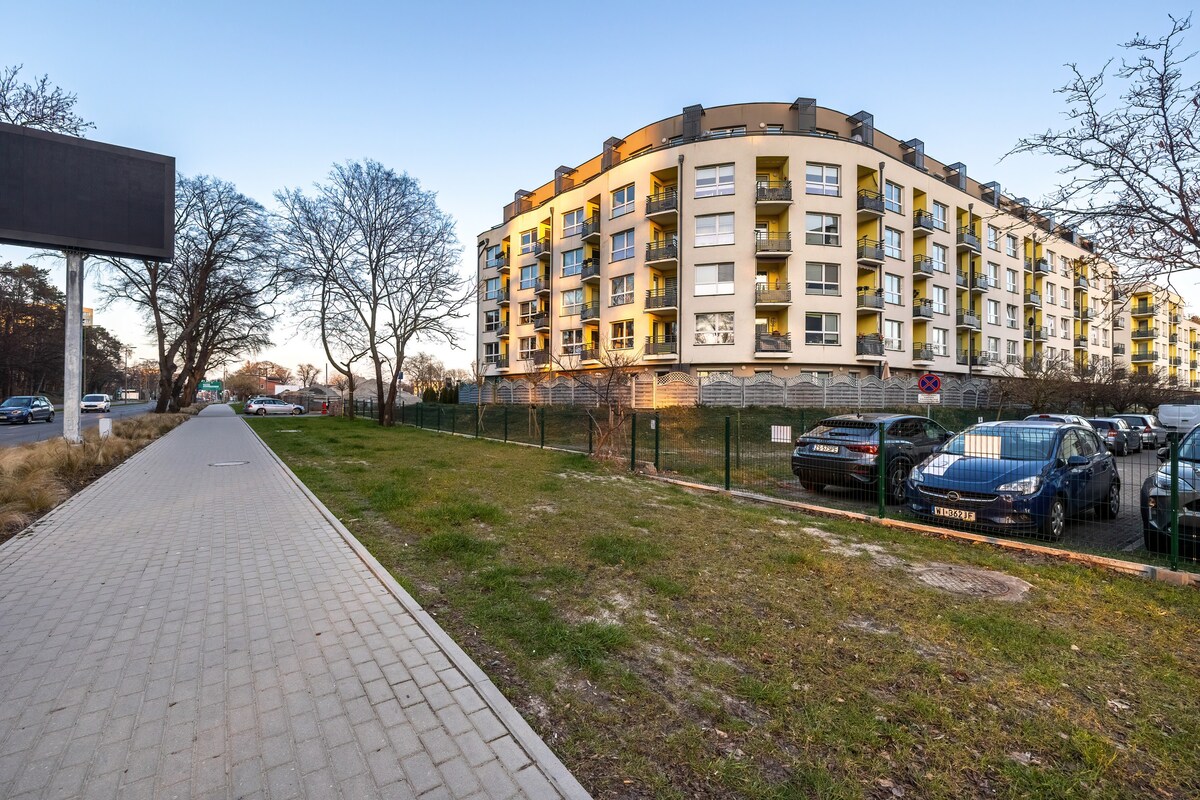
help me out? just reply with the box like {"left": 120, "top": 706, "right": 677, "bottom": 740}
{"left": 1157, "top": 403, "right": 1200, "bottom": 434}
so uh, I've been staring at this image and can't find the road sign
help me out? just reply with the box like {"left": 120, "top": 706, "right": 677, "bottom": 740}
{"left": 917, "top": 373, "right": 942, "bottom": 394}
{"left": 198, "top": 380, "right": 223, "bottom": 392}
{"left": 918, "top": 392, "right": 942, "bottom": 405}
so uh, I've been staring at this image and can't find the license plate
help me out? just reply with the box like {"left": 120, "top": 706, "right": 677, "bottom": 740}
{"left": 811, "top": 444, "right": 839, "bottom": 454}
{"left": 933, "top": 507, "right": 976, "bottom": 522}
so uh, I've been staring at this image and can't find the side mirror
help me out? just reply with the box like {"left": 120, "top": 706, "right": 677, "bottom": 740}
{"left": 931, "top": 443, "right": 943, "bottom": 454}
{"left": 1066, "top": 455, "right": 1089, "bottom": 468}
{"left": 1157, "top": 447, "right": 1170, "bottom": 463}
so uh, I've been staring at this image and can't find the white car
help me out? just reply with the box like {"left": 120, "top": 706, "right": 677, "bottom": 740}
{"left": 81, "top": 394, "right": 111, "bottom": 413}
{"left": 244, "top": 397, "right": 306, "bottom": 416}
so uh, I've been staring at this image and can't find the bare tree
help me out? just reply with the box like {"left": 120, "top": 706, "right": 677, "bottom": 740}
{"left": 0, "top": 64, "right": 93, "bottom": 136}
{"left": 992, "top": 353, "right": 1074, "bottom": 413}
{"left": 297, "top": 363, "right": 320, "bottom": 387}
{"left": 552, "top": 346, "right": 642, "bottom": 459}
{"left": 405, "top": 352, "right": 443, "bottom": 396}
{"left": 1011, "top": 15, "right": 1200, "bottom": 283}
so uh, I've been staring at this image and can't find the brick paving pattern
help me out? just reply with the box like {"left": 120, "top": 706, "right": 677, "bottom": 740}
{"left": 0, "top": 406, "right": 589, "bottom": 799}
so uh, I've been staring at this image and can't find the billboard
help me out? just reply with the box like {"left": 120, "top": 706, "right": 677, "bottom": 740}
{"left": 0, "top": 122, "right": 174, "bottom": 261}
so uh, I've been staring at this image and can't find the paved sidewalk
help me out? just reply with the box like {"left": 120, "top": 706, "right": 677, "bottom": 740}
{"left": 0, "top": 406, "right": 589, "bottom": 800}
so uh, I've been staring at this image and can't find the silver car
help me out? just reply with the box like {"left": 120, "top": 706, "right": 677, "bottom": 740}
{"left": 1113, "top": 414, "right": 1169, "bottom": 448}
{"left": 1140, "top": 425, "right": 1199, "bottom": 558}
{"left": 244, "top": 397, "right": 306, "bottom": 416}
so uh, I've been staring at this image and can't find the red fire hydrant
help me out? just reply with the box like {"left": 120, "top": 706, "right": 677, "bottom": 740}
{"left": 321, "top": 402, "right": 328, "bottom": 415}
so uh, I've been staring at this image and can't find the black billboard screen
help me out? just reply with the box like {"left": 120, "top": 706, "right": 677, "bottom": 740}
{"left": 0, "top": 122, "right": 174, "bottom": 261}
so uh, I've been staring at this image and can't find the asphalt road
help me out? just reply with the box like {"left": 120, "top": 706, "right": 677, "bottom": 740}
{"left": 0, "top": 402, "right": 156, "bottom": 447}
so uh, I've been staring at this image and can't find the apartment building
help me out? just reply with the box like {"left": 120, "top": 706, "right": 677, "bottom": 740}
{"left": 476, "top": 99, "right": 1119, "bottom": 381}
{"left": 1114, "top": 284, "right": 1200, "bottom": 389}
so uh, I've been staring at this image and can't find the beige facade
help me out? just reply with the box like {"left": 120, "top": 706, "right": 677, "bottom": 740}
{"left": 476, "top": 100, "right": 1125, "bottom": 381}
{"left": 1113, "top": 284, "right": 1200, "bottom": 389}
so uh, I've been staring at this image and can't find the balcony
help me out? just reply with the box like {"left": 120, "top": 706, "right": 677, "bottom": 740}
{"left": 955, "top": 271, "right": 968, "bottom": 289}
{"left": 579, "top": 347, "right": 600, "bottom": 364}
{"left": 913, "top": 343, "right": 938, "bottom": 363}
{"left": 529, "top": 349, "right": 551, "bottom": 367}
{"left": 644, "top": 336, "right": 678, "bottom": 356}
{"left": 913, "top": 300, "right": 934, "bottom": 320}
{"left": 1024, "top": 290, "right": 1041, "bottom": 306}
{"left": 532, "top": 314, "right": 550, "bottom": 331}
{"left": 645, "top": 288, "right": 678, "bottom": 311}
{"left": 755, "top": 282, "right": 792, "bottom": 306}
{"left": 1114, "top": 317, "right": 1125, "bottom": 329}
{"left": 913, "top": 255, "right": 937, "bottom": 278}
{"left": 1006, "top": 354, "right": 1023, "bottom": 366}
{"left": 580, "top": 301, "right": 600, "bottom": 322}
{"left": 856, "top": 189, "right": 885, "bottom": 218}
{"left": 1025, "top": 257, "right": 1051, "bottom": 273}
{"left": 956, "top": 349, "right": 981, "bottom": 366}
{"left": 754, "top": 332, "right": 792, "bottom": 355}
{"left": 1131, "top": 350, "right": 1159, "bottom": 363}
{"left": 496, "top": 324, "right": 509, "bottom": 338}
{"left": 1169, "top": 333, "right": 1179, "bottom": 344}
{"left": 1191, "top": 360, "right": 1198, "bottom": 369}
{"left": 484, "top": 355, "right": 509, "bottom": 370}
{"left": 1074, "top": 275, "right": 1088, "bottom": 290}
{"left": 956, "top": 311, "right": 981, "bottom": 330}
{"left": 487, "top": 254, "right": 510, "bottom": 271}
{"left": 533, "top": 239, "right": 552, "bottom": 260}
{"left": 1193, "top": 340, "right": 1200, "bottom": 350}
{"left": 1171, "top": 355, "right": 1184, "bottom": 367}
{"left": 856, "top": 335, "right": 885, "bottom": 359}
{"left": 856, "top": 289, "right": 884, "bottom": 313}
{"left": 1131, "top": 328, "right": 1156, "bottom": 340}
{"left": 1170, "top": 312, "right": 1182, "bottom": 324}
{"left": 956, "top": 227, "right": 981, "bottom": 253}
{"left": 534, "top": 276, "right": 551, "bottom": 295}
{"left": 581, "top": 215, "right": 601, "bottom": 243}
{"left": 1113, "top": 344, "right": 1126, "bottom": 356}
{"left": 645, "top": 238, "right": 678, "bottom": 266}
{"left": 755, "top": 180, "right": 793, "bottom": 212}
{"left": 968, "top": 272, "right": 988, "bottom": 293}
{"left": 856, "top": 237, "right": 885, "bottom": 265}
{"left": 645, "top": 190, "right": 678, "bottom": 221}
{"left": 1132, "top": 303, "right": 1155, "bottom": 316}
{"left": 1075, "top": 308, "right": 1092, "bottom": 322}
{"left": 912, "top": 210, "right": 936, "bottom": 237}
{"left": 1074, "top": 336, "right": 1088, "bottom": 349}
{"left": 755, "top": 233, "right": 792, "bottom": 258}
{"left": 495, "top": 287, "right": 511, "bottom": 305}
{"left": 580, "top": 258, "right": 601, "bottom": 282}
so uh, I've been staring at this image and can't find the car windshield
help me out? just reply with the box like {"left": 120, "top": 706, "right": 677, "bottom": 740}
{"left": 941, "top": 427, "right": 1058, "bottom": 461}
{"left": 1180, "top": 429, "right": 1200, "bottom": 462}
{"left": 83, "top": 394, "right": 105, "bottom": 401}
{"left": 804, "top": 419, "right": 879, "bottom": 438}
{"left": 2, "top": 397, "right": 31, "bottom": 408}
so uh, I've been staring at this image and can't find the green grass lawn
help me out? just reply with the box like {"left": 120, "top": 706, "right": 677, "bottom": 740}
{"left": 253, "top": 415, "right": 1200, "bottom": 800}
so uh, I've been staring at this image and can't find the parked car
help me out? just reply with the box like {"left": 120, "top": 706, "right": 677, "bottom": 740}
{"left": 1112, "top": 413, "right": 1169, "bottom": 448}
{"left": 791, "top": 413, "right": 953, "bottom": 504}
{"left": 1140, "top": 425, "right": 1200, "bottom": 558}
{"left": 244, "top": 397, "right": 306, "bottom": 416}
{"left": 1024, "top": 413, "right": 1090, "bottom": 426}
{"left": 0, "top": 395, "right": 55, "bottom": 424}
{"left": 906, "top": 420, "right": 1121, "bottom": 540}
{"left": 1087, "top": 417, "right": 1139, "bottom": 456}
{"left": 1155, "top": 403, "right": 1200, "bottom": 436}
{"left": 80, "top": 393, "right": 111, "bottom": 413}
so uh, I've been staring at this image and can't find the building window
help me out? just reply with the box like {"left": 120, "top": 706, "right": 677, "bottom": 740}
{"left": 612, "top": 184, "right": 635, "bottom": 218}
{"left": 805, "top": 213, "right": 840, "bottom": 246}
{"left": 805, "top": 313, "right": 839, "bottom": 345}
{"left": 484, "top": 309, "right": 500, "bottom": 332}
{"left": 520, "top": 229, "right": 538, "bottom": 254}
{"left": 884, "top": 181, "right": 903, "bottom": 214}
{"left": 1060, "top": 317, "right": 1071, "bottom": 339}
{"left": 520, "top": 264, "right": 539, "bottom": 290}
{"left": 987, "top": 299, "right": 1000, "bottom": 325}
{"left": 1061, "top": 255, "right": 1071, "bottom": 275}
{"left": 518, "top": 337, "right": 538, "bottom": 360}
{"left": 708, "top": 125, "right": 746, "bottom": 137}
{"left": 695, "top": 263, "right": 735, "bottom": 296}
{"left": 985, "top": 262, "right": 999, "bottom": 288}
{"left": 562, "top": 209, "right": 584, "bottom": 238}
{"left": 484, "top": 342, "right": 500, "bottom": 363}
{"left": 1007, "top": 340, "right": 1019, "bottom": 360}
{"left": 610, "top": 275, "right": 634, "bottom": 306}
{"left": 518, "top": 301, "right": 537, "bottom": 325}
{"left": 486, "top": 244, "right": 504, "bottom": 267}
{"left": 1006, "top": 304, "right": 1018, "bottom": 329}
{"left": 805, "top": 163, "right": 840, "bottom": 196}
{"left": 987, "top": 225, "right": 999, "bottom": 251}
{"left": 1061, "top": 287, "right": 1070, "bottom": 307}
{"left": 883, "top": 273, "right": 903, "bottom": 305}
{"left": 1006, "top": 268, "right": 1018, "bottom": 293}
{"left": 483, "top": 277, "right": 500, "bottom": 300}
{"left": 883, "top": 320, "right": 903, "bottom": 351}
{"left": 764, "top": 124, "right": 784, "bottom": 134}
{"left": 986, "top": 336, "right": 1000, "bottom": 361}
{"left": 695, "top": 164, "right": 735, "bottom": 198}
{"left": 696, "top": 213, "right": 735, "bottom": 246}
{"left": 611, "top": 230, "right": 634, "bottom": 261}
{"left": 930, "top": 243, "right": 948, "bottom": 272}
{"left": 561, "top": 248, "right": 583, "bottom": 277}
{"left": 932, "top": 202, "right": 948, "bottom": 231}
{"left": 1005, "top": 234, "right": 1018, "bottom": 258}
{"left": 562, "top": 329, "right": 583, "bottom": 356}
{"left": 805, "top": 262, "right": 839, "bottom": 295}
{"left": 610, "top": 320, "right": 634, "bottom": 349}
{"left": 932, "top": 327, "right": 948, "bottom": 356}
{"left": 932, "top": 285, "right": 948, "bottom": 315}
{"left": 694, "top": 312, "right": 735, "bottom": 345}
{"left": 1046, "top": 282, "right": 1057, "bottom": 305}
{"left": 884, "top": 227, "right": 903, "bottom": 259}
{"left": 561, "top": 288, "right": 583, "bottom": 315}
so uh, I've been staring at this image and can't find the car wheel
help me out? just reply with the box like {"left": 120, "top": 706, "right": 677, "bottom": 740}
{"left": 1039, "top": 497, "right": 1066, "bottom": 541}
{"left": 256, "top": 408, "right": 267, "bottom": 416}
{"left": 1097, "top": 481, "right": 1120, "bottom": 520}
{"left": 1143, "top": 523, "right": 1166, "bottom": 554}
{"left": 46, "top": 412, "right": 54, "bottom": 423}
{"left": 1116, "top": 442, "right": 1127, "bottom": 457}
{"left": 886, "top": 461, "right": 909, "bottom": 505}
{"left": 291, "top": 408, "right": 302, "bottom": 415}
{"left": 797, "top": 480, "right": 824, "bottom": 493}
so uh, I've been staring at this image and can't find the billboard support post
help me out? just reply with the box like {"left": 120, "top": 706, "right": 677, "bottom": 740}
{"left": 63, "top": 251, "right": 85, "bottom": 444}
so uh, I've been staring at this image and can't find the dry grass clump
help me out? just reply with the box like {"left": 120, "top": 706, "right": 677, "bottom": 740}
{"left": 0, "top": 412, "right": 192, "bottom": 542}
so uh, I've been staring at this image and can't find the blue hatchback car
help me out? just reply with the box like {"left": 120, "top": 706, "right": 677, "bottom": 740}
{"left": 906, "top": 420, "right": 1121, "bottom": 540}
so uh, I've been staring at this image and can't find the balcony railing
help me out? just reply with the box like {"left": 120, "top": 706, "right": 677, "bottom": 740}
{"left": 1170, "top": 313, "right": 1182, "bottom": 324}
{"left": 579, "top": 347, "right": 600, "bottom": 362}
{"left": 956, "top": 311, "right": 981, "bottom": 329}
{"left": 1075, "top": 308, "right": 1092, "bottom": 321}
{"left": 580, "top": 259, "right": 600, "bottom": 280}
{"left": 955, "top": 271, "right": 968, "bottom": 288}
{"left": 1171, "top": 356, "right": 1184, "bottom": 366}
{"left": 645, "top": 190, "right": 678, "bottom": 216}
{"left": 957, "top": 227, "right": 981, "bottom": 251}
{"left": 1114, "top": 317, "right": 1125, "bottom": 329}
{"left": 529, "top": 349, "right": 551, "bottom": 366}
{"left": 487, "top": 254, "right": 509, "bottom": 269}
{"left": 756, "top": 180, "right": 792, "bottom": 203}
{"left": 913, "top": 210, "right": 936, "bottom": 235}
{"left": 1113, "top": 344, "right": 1126, "bottom": 356}
{"left": 755, "top": 282, "right": 792, "bottom": 304}
{"left": 1074, "top": 337, "right": 1088, "bottom": 348}
{"left": 956, "top": 349, "right": 980, "bottom": 365}
{"left": 1074, "top": 276, "right": 1088, "bottom": 289}
{"left": 856, "top": 189, "right": 885, "bottom": 215}
{"left": 495, "top": 324, "right": 509, "bottom": 337}
{"left": 857, "top": 238, "right": 885, "bottom": 262}
{"left": 645, "top": 288, "right": 678, "bottom": 310}
{"left": 856, "top": 335, "right": 885, "bottom": 356}
{"left": 1169, "top": 333, "right": 1179, "bottom": 344}
{"left": 581, "top": 215, "right": 600, "bottom": 239}
{"left": 856, "top": 289, "right": 884, "bottom": 310}
{"left": 755, "top": 233, "right": 792, "bottom": 254}
{"left": 1191, "top": 360, "right": 1198, "bottom": 369}
{"left": 532, "top": 239, "right": 552, "bottom": 259}
{"left": 1193, "top": 340, "right": 1200, "bottom": 350}
{"left": 532, "top": 314, "right": 549, "bottom": 330}
{"left": 913, "top": 300, "right": 934, "bottom": 319}
{"left": 534, "top": 276, "right": 551, "bottom": 294}
{"left": 580, "top": 301, "right": 600, "bottom": 321}
{"left": 1024, "top": 291, "right": 1041, "bottom": 305}
{"left": 755, "top": 332, "right": 792, "bottom": 353}
{"left": 1131, "top": 351, "right": 1158, "bottom": 363}
{"left": 645, "top": 239, "right": 678, "bottom": 262}
{"left": 913, "top": 256, "right": 937, "bottom": 276}
{"left": 494, "top": 287, "right": 511, "bottom": 304}
{"left": 1132, "top": 303, "right": 1156, "bottom": 316}
{"left": 913, "top": 343, "right": 938, "bottom": 361}
{"left": 644, "top": 336, "right": 678, "bottom": 355}
{"left": 484, "top": 355, "right": 509, "bottom": 368}
{"left": 1025, "top": 257, "right": 1050, "bottom": 273}
{"left": 1131, "top": 328, "right": 1156, "bottom": 340}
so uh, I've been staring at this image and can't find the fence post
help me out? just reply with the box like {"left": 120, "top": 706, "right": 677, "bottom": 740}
{"left": 475, "top": 405, "right": 480, "bottom": 438}
{"left": 503, "top": 405, "right": 509, "bottom": 443}
{"left": 724, "top": 416, "right": 732, "bottom": 490}
{"left": 630, "top": 413, "right": 637, "bottom": 471}
{"left": 587, "top": 414, "right": 593, "bottom": 455}
{"left": 877, "top": 422, "right": 887, "bottom": 518}
{"left": 654, "top": 412, "right": 661, "bottom": 472}
{"left": 450, "top": 406, "right": 456, "bottom": 434}
{"left": 1170, "top": 436, "right": 1181, "bottom": 571}
{"left": 436, "top": 405, "right": 442, "bottom": 432}
{"left": 539, "top": 406, "right": 545, "bottom": 449}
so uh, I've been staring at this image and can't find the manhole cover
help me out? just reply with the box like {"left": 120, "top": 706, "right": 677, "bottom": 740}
{"left": 209, "top": 461, "right": 249, "bottom": 467}
{"left": 911, "top": 563, "right": 1032, "bottom": 601}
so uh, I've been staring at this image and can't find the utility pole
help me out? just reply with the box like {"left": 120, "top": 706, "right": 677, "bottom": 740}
{"left": 63, "top": 252, "right": 85, "bottom": 444}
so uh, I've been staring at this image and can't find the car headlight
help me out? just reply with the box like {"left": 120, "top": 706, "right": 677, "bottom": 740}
{"left": 998, "top": 475, "right": 1042, "bottom": 494}
{"left": 908, "top": 466, "right": 924, "bottom": 485}
{"left": 1155, "top": 469, "right": 1196, "bottom": 492}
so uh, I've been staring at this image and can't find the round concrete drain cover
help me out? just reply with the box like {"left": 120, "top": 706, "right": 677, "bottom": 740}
{"left": 209, "top": 461, "right": 249, "bottom": 467}
{"left": 911, "top": 563, "right": 1032, "bottom": 601}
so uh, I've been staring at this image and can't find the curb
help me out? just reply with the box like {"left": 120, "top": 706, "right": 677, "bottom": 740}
{"left": 244, "top": 420, "right": 593, "bottom": 800}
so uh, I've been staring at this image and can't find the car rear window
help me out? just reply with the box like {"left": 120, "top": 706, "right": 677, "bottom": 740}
{"left": 1088, "top": 420, "right": 1114, "bottom": 430}
{"left": 803, "top": 419, "right": 879, "bottom": 438}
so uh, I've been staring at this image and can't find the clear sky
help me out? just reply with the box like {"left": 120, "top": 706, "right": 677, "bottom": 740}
{"left": 1, "top": 0, "right": 1192, "bottom": 378}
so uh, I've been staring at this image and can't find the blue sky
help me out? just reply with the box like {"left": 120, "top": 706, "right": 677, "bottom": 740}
{"left": 1, "top": 0, "right": 1190, "bottom": 375}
